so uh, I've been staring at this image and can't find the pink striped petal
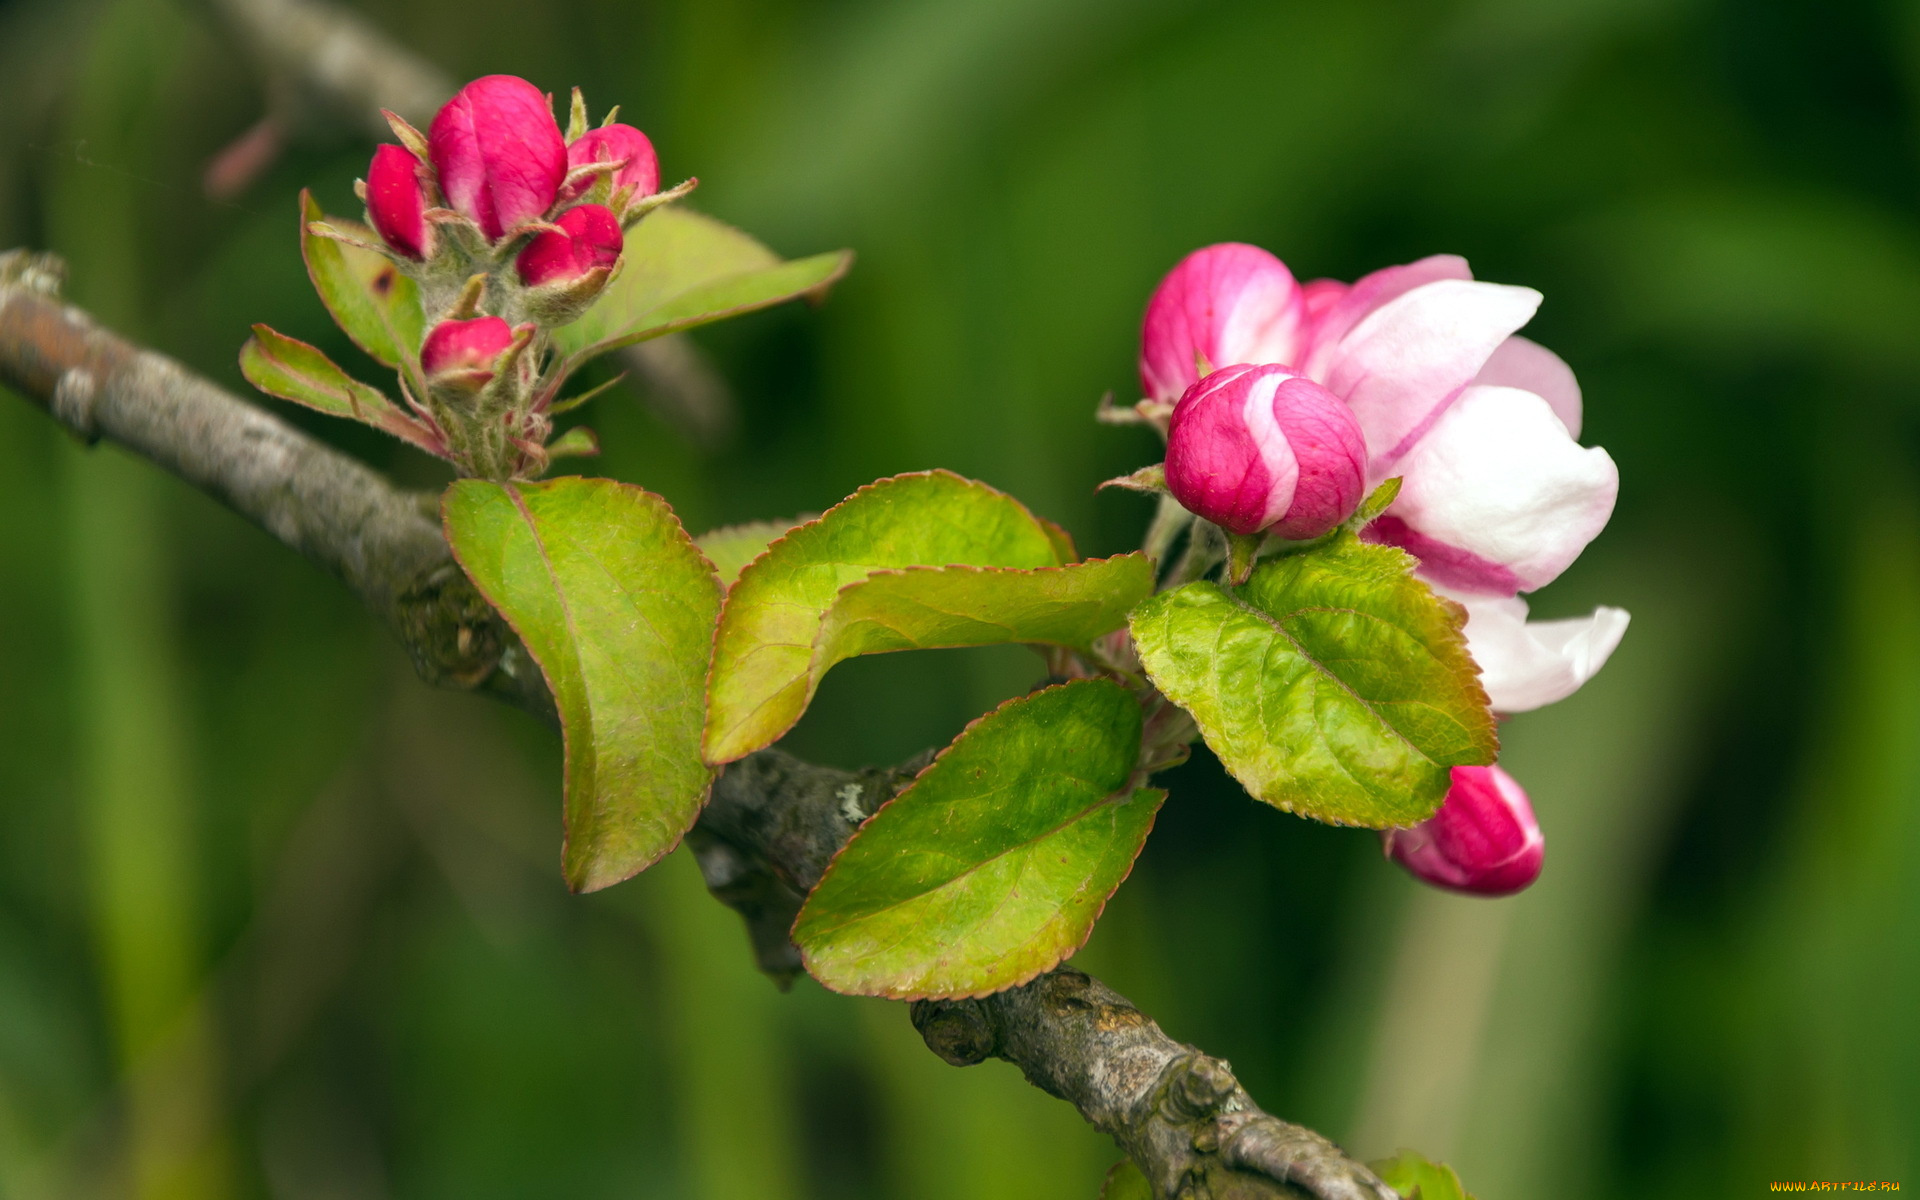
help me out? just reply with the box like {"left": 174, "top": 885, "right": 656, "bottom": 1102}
{"left": 1314, "top": 280, "right": 1544, "bottom": 478}
{"left": 1438, "top": 587, "right": 1630, "bottom": 713}
{"left": 1383, "top": 385, "right": 1618, "bottom": 595}
{"left": 1475, "top": 335, "right": 1582, "bottom": 438}
{"left": 1302, "top": 254, "right": 1472, "bottom": 359}
{"left": 1140, "top": 244, "right": 1306, "bottom": 404}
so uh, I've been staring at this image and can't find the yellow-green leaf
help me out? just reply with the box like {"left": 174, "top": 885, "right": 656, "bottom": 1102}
{"left": 1370, "top": 1151, "right": 1476, "bottom": 1200}
{"left": 298, "top": 191, "right": 425, "bottom": 375}
{"left": 695, "top": 516, "right": 813, "bottom": 588}
{"left": 795, "top": 679, "right": 1161, "bottom": 999}
{"left": 1130, "top": 531, "right": 1496, "bottom": 828}
{"left": 552, "top": 206, "right": 851, "bottom": 360}
{"left": 239, "top": 324, "right": 437, "bottom": 452}
{"left": 703, "top": 471, "right": 1152, "bottom": 764}
{"left": 443, "top": 477, "right": 721, "bottom": 892}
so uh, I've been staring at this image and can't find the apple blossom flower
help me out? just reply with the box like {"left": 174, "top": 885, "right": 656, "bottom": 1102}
{"left": 1384, "top": 765, "right": 1544, "bottom": 896}
{"left": 563, "top": 124, "right": 660, "bottom": 202}
{"left": 515, "top": 203, "right": 623, "bottom": 287}
{"left": 428, "top": 75, "right": 568, "bottom": 240}
{"left": 365, "top": 144, "right": 428, "bottom": 259}
{"left": 1164, "top": 363, "right": 1366, "bottom": 539}
{"left": 1138, "top": 244, "right": 1626, "bottom": 718}
{"left": 422, "top": 316, "right": 514, "bottom": 380}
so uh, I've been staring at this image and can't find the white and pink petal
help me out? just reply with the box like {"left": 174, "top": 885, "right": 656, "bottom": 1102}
{"left": 1377, "top": 385, "right": 1617, "bottom": 594}
{"left": 1139, "top": 244, "right": 1307, "bottom": 405}
{"left": 1438, "top": 586, "right": 1630, "bottom": 713}
{"left": 1312, "top": 279, "right": 1543, "bottom": 478}
{"left": 1474, "top": 334, "right": 1582, "bottom": 438}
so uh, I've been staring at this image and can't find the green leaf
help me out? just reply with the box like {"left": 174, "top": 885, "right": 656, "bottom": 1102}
{"left": 443, "top": 477, "right": 721, "bottom": 892}
{"left": 695, "top": 517, "right": 813, "bottom": 588}
{"left": 1129, "top": 530, "right": 1495, "bottom": 828}
{"left": 551, "top": 206, "right": 852, "bottom": 360}
{"left": 703, "top": 471, "right": 1151, "bottom": 764}
{"left": 298, "top": 191, "right": 425, "bottom": 374}
{"left": 1370, "top": 1151, "right": 1476, "bottom": 1200}
{"left": 794, "top": 679, "right": 1161, "bottom": 999}
{"left": 1099, "top": 1161, "right": 1152, "bottom": 1200}
{"left": 239, "top": 324, "right": 437, "bottom": 452}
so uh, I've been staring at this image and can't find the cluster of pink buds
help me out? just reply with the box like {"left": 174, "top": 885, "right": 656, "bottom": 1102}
{"left": 325, "top": 74, "right": 681, "bottom": 478}
{"left": 1137, "top": 243, "right": 1633, "bottom": 896}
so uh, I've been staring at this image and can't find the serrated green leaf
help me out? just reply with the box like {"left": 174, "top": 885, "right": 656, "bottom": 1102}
{"left": 1370, "top": 1151, "right": 1476, "bottom": 1200}
{"left": 552, "top": 206, "right": 852, "bottom": 360}
{"left": 1130, "top": 530, "right": 1495, "bottom": 828}
{"left": 695, "top": 517, "right": 813, "bottom": 588}
{"left": 299, "top": 191, "right": 425, "bottom": 376}
{"left": 240, "top": 324, "right": 437, "bottom": 451}
{"left": 795, "top": 679, "right": 1160, "bottom": 999}
{"left": 1099, "top": 1161, "right": 1152, "bottom": 1200}
{"left": 443, "top": 477, "right": 721, "bottom": 892}
{"left": 704, "top": 471, "right": 1151, "bottom": 764}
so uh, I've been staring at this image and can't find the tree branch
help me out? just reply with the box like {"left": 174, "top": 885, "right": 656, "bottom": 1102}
{"left": 0, "top": 252, "right": 1394, "bottom": 1200}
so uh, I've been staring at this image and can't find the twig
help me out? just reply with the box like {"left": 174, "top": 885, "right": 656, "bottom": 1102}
{"left": 0, "top": 251, "right": 1395, "bottom": 1200}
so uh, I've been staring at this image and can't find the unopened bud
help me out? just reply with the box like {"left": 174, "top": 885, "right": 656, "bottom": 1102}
{"left": 1384, "top": 765, "right": 1544, "bottom": 896}
{"left": 427, "top": 75, "right": 567, "bottom": 241}
{"left": 365, "top": 144, "right": 428, "bottom": 259}
{"left": 422, "top": 316, "right": 515, "bottom": 385}
{"left": 1164, "top": 362, "right": 1366, "bottom": 539}
{"left": 515, "top": 203, "right": 623, "bottom": 287}
{"left": 563, "top": 124, "right": 660, "bottom": 202}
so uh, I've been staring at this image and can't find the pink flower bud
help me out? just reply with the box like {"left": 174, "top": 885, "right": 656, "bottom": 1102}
{"left": 366, "top": 144, "right": 428, "bottom": 259}
{"left": 563, "top": 124, "right": 660, "bottom": 201}
{"left": 1384, "top": 765, "right": 1544, "bottom": 896}
{"left": 428, "top": 75, "right": 567, "bottom": 240}
{"left": 421, "top": 316, "right": 514, "bottom": 378}
{"left": 1140, "top": 243, "right": 1308, "bottom": 406}
{"left": 515, "top": 203, "right": 623, "bottom": 287}
{"left": 1164, "top": 363, "right": 1366, "bottom": 539}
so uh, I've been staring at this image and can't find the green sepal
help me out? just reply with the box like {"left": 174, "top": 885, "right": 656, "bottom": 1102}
{"left": 239, "top": 324, "right": 439, "bottom": 453}
{"left": 551, "top": 207, "right": 852, "bottom": 364}
{"left": 442, "top": 477, "right": 722, "bottom": 892}
{"left": 1351, "top": 475, "right": 1403, "bottom": 528}
{"left": 298, "top": 191, "right": 425, "bottom": 383}
{"left": 794, "top": 679, "right": 1161, "bottom": 999}
{"left": 1370, "top": 1151, "right": 1476, "bottom": 1200}
{"left": 544, "top": 427, "right": 600, "bottom": 460}
{"left": 703, "top": 471, "right": 1151, "bottom": 764}
{"left": 1129, "top": 529, "right": 1496, "bottom": 828}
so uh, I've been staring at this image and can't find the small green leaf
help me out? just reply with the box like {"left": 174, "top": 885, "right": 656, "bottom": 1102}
{"left": 443, "top": 477, "right": 721, "bottom": 892}
{"left": 1130, "top": 530, "right": 1495, "bottom": 828}
{"left": 298, "top": 191, "right": 425, "bottom": 374}
{"left": 240, "top": 324, "right": 437, "bottom": 451}
{"left": 704, "top": 471, "right": 1152, "bottom": 764}
{"left": 1099, "top": 1161, "right": 1152, "bottom": 1200}
{"left": 544, "top": 427, "right": 601, "bottom": 460}
{"left": 1351, "top": 475, "right": 1404, "bottom": 527}
{"left": 552, "top": 206, "right": 852, "bottom": 360}
{"left": 695, "top": 517, "right": 813, "bottom": 588}
{"left": 1370, "top": 1151, "right": 1476, "bottom": 1200}
{"left": 795, "top": 679, "right": 1161, "bottom": 999}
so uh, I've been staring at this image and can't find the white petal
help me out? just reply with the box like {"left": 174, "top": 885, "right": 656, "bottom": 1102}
{"left": 1391, "top": 385, "right": 1618, "bottom": 593}
{"left": 1475, "top": 334, "right": 1582, "bottom": 438}
{"left": 1442, "top": 588, "right": 1631, "bottom": 712}
{"left": 1309, "top": 278, "right": 1541, "bottom": 476}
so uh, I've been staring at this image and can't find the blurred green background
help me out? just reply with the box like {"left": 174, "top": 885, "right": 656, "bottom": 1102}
{"left": 1, "top": 0, "right": 1916, "bottom": 1196}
